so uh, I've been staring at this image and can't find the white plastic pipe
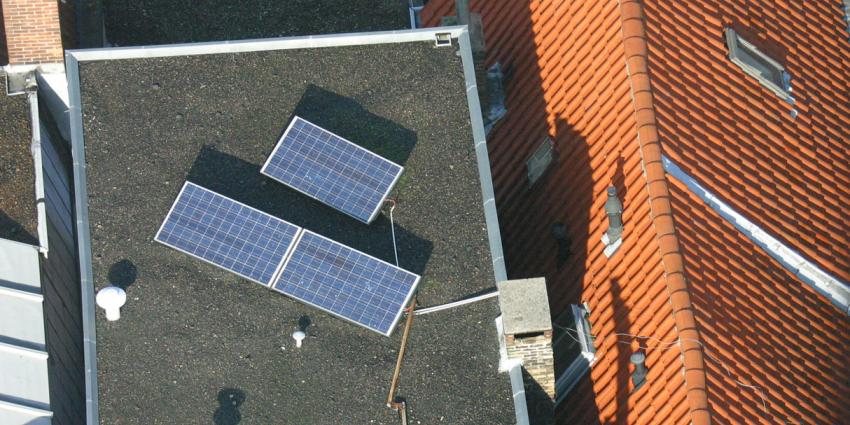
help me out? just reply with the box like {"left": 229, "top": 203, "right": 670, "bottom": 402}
{"left": 96, "top": 286, "right": 126, "bottom": 321}
{"left": 292, "top": 331, "right": 306, "bottom": 348}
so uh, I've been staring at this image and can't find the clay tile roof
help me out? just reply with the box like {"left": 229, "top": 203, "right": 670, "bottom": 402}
{"left": 423, "top": 0, "right": 850, "bottom": 424}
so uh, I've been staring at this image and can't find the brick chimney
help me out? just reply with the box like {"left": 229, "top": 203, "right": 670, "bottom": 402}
{"left": 1, "top": 0, "right": 64, "bottom": 66}
{"left": 498, "top": 278, "right": 555, "bottom": 425}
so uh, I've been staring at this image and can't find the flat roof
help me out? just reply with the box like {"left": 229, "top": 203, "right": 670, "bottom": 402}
{"left": 73, "top": 33, "right": 513, "bottom": 424}
{"left": 103, "top": 0, "right": 409, "bottom": 46}
{"left": 0, "top": 77, "right": 37, "bottom": 245}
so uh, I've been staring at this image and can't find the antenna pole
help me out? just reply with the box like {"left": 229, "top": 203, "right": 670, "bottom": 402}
{"left": 387, "top": 296, "right": 417, "bottom": 408}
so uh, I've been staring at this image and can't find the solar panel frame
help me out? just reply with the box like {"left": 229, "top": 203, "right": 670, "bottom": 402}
{"left": 260, "top": 116, "right": 405, "bottom": 224}
{"left": 270, "top": 229, "right": 420, "bottom": 336}
{"left": 154, "top": 182, "right": 303, "bottom": 286}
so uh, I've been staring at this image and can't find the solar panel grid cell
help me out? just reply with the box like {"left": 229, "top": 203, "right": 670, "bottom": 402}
{"left": 272, "top": 230, "right": 419, "bottom": 335}
{"left": 155, "top": 182, "right": 301, "bottom": 285}
{"left": 261, "top": 117, "right": 403, "bottom": 223}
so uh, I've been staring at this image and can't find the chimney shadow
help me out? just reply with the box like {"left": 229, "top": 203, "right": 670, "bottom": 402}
{"left": 448, "top": 1, "right": 598, "bottom": 422}
{"left": 289, "top": 84, "right": 418, "bottom": 166}
{"left": 186, "top": 146, "right": 433, "bottom": 276}
{"left": 521, "top": 367, "right": 555, "bottom": 425}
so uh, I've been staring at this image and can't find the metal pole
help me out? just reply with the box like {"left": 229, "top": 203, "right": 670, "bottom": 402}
{"left": 387, "top": 297, "right": 417, "bottom": 407}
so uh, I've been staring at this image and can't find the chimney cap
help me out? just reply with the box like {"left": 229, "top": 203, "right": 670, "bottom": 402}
{"left": 497, "top": 278, "right": 552, "bottom": 335}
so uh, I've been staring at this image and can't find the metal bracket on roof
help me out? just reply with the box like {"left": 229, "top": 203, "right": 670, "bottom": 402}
{"left": 434, "top": 32, "right": 453, "bottom": 47}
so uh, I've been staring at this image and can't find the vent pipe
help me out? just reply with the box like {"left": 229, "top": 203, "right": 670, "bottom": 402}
{"left": 456, "top": 0, "right": 471, "bottom": 25}
{"left": 292, "top": 331, "right": 306, "bottom": 348}
{"left": 605, "top": 186, "right": 623, "bottom": 242}
{"left": 630, "top": 352, "right": 647, "bottom": 391}
{"left": 96, "top": 286, "right": 127, "bottom": 321}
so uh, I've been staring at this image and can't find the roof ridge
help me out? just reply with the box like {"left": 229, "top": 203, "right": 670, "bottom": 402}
{"left": 617, "top": 1, "right": 711, "bottom": 423}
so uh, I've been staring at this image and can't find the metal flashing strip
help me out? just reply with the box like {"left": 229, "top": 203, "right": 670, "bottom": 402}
{"left": 662, "top": 156, "right": 850, "bottom": 314}
{"left": 27, "top": 89, "right": 49, "bottom": 256}
{"left": 66, "top": 26, "right": 468, "bottom": 62}
{"left": 457, "top": 31, "right": 507, "bottom": 282}
{"left": 65, "top": 52, "right": 99, "bottom": 425}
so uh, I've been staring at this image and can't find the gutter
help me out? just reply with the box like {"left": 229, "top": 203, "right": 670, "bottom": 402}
{"left": 26, "top": 79, "right": 49, "bottom": 256}
{"left": 618, "top": 1, "right": 711, "bottom": 423}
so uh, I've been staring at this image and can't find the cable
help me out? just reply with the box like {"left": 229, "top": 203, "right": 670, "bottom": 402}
{"left": 413, "top": 289, "right": 499, "bottom": 316}
{"left": 385, "top": 199, "right": 400, "bottom": 267}
{"left": 552, "top": 323, "right": 792, "bottom": 423}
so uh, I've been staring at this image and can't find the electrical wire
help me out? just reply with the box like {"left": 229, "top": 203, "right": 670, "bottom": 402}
{"left": 551, "top": 323, "right": 796, "bottom": 423}
{"left": 385, "top": 199, "right": 400, "bottom": 267}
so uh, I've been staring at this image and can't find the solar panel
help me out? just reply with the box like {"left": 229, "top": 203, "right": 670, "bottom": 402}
{"left": 155, "top": 182, "right": 301, "bottom": 285}
{"left": 272, "top": 230, "right": 419, "bottom": 336}
{"left": 261, "top": 116, "right": 404, "bottom": 224}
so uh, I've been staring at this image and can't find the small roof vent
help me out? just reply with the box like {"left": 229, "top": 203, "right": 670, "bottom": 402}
{"left": 630, "top": 351, "right": 647, "bottom": 392}
{"left": 96, "top": 286, "right": 127, "bottom": 321}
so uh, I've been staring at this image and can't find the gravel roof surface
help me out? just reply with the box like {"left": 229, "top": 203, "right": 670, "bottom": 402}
{"left": 79, "top": 41, "right": 514, "bottom": 424}
{"left": 0, "top": 78, "right": 37, "bottom": 245}
{"left": 103, "top": 0, "right": 409, "bottom": 46}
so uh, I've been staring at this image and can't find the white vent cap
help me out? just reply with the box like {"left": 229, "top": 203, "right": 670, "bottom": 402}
{"left": 292, "top": 330, "right": 306, "bottom": 348}
{"left": 96, "top": 286, "right": 127, "bottom": 321}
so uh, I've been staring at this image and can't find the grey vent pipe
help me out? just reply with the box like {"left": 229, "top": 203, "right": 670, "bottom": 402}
{"left": 630, "top": 352, "right": 647, "bottom": 391}
{"left": 605, "top": 186, "right": 623, "bottom": 242}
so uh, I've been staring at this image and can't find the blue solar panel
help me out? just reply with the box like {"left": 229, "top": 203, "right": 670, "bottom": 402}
{"left": 272, "top": 230, "right": 419, "bottom": 336}
{"left": 261, "top": 117, "right": 404, "bottom": 224}
{"left": 155, "top": 182, "right": 301, "bottom": 285}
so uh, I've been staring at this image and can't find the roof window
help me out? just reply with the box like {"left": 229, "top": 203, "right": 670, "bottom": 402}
{"left": 553, "top": 304, "right": 596, "bottom": 404}
{"left": 724, "top": 28, "right": 793, "bottom": 103}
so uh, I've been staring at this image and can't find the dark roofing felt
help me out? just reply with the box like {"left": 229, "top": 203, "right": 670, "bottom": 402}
{"left": 79, "top": 41, "right": 513, "bottom": 424}
{"left": 103, "top": 0, "right": 408, "bottom": 46}
{"left": 0, "top": 77, "right": 37, "bottom": 245}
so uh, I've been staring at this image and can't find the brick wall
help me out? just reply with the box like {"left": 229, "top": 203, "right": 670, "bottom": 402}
{"left": 506, "top": 332, "right": 556, "bottom": 399}
{"left": 1, "top": 0, "right": 64, "bottom": 65}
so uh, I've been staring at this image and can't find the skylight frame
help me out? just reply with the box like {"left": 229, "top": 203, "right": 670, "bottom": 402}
{"left": 724, "top": 28, "right": 793, "bottom": 102}
{"left": 553, "top": 304, "right": 596, "bottom": 405}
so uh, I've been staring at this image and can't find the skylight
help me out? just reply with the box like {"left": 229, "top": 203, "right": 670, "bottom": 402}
{"left": 724, "top": 28, "right": 793, "bottom": 103}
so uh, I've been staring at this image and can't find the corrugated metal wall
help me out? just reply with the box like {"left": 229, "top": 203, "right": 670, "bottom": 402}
{"left": 38, "top": 100, "right": 85, "bottom": 425}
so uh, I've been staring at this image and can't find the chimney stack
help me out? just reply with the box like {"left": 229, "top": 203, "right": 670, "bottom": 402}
{"left": 1, "top": 0, "right": 65, "bottom": 67}
{"left": 498, "top": 278, "right": 555, "bottom": 425}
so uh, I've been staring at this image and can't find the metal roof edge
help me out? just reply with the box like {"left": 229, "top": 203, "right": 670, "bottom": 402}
{"left": 64, "top": 51, "right": 99, "bottom": 425}
{"left": 65, "top": 27, "right": 468, "bottom": 62}
{"left": 27, "top": 88, "right": 49, "bottom": 256}
{"left": 457, "top": 29, "right": 507, "bottom": 283}
{"left": 662, "top": 155, "right": 850, "bottom": 315}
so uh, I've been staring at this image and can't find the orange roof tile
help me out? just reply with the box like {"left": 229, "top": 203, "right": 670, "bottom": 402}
{"left": 423, "top": 0, "right": 850, "bottom": 424}
{"left": 423, "top": 1, "right": 703, "bottom": 424}
{"left": 669, "top": 178, "right": 850, "bottom": 424}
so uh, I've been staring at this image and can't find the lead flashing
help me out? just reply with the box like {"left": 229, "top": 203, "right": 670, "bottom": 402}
{"left": 457, "top": 30, "right": 507, "bottom": 282}
{"left": 65, "top": 52, "right": 100, "bottom": 425}
{"left": 27, "top": 91, "right": 49, "bottom": 256}
{"left": 663, "top": 156, "right": 850, "bottom": 315}
{"left": 66, "top": 26, "right": 468, "bottom": 62}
